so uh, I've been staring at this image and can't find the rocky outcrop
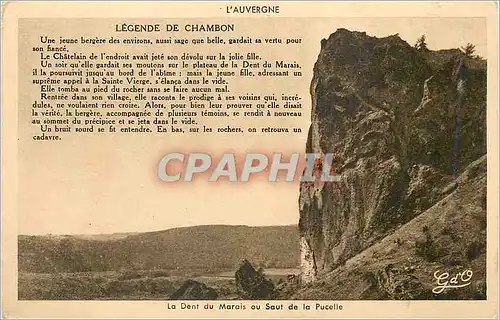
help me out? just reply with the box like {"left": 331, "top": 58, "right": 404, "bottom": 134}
{"left": 299, "top": 29, "right": 486, "bottom": 283}
{"left": 294, "top": 155, "right": 487, "bottom": 299}
{"left": 170, "top": 280, "right": 218, "bottom": 300}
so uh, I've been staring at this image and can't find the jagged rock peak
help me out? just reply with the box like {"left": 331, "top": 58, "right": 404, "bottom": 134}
{"left": 299, "top": 28, "right": 486, "bottom": 285}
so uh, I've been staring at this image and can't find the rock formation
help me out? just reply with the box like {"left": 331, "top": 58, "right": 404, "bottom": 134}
{"left": 299, "top": 29, "right": 486, "bottom": 284}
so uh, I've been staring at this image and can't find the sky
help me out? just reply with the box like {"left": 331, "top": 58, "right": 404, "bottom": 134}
{"left": 18, "top": 17, "right": 488, "bottom": 235}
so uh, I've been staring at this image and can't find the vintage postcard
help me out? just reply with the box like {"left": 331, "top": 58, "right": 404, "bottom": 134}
{"left": 1, "top": 1, "right": 499, "bottom": 318}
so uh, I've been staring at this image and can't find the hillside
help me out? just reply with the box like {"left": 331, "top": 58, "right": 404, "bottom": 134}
{"left": 18, "top": 225, "right": 299, "bottom": 274}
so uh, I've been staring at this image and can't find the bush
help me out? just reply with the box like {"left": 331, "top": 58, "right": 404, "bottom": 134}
{"left": 104, "top": 277, "right": 175, "bottom": 297}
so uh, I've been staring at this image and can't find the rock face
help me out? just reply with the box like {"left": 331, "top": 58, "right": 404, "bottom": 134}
{"left": 170, "top": 280, "right": 218, "bottom": 300}
{"left": 299, "top": 29, "right": 486, "bottom": 283}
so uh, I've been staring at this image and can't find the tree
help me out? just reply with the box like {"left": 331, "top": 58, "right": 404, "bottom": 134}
{"left": 414, "top": 35, "right": 429, "bottom": 52}
{"left": 460, "top": 43, "right": 476, "bottom": 58}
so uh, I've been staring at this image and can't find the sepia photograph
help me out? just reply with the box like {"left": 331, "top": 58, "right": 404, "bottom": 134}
{"left": 17, "top": 26, "right": 487, "bottom": 301}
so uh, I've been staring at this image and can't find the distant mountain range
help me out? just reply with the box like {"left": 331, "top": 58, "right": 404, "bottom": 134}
{"left": 18, "top": 225, "right": 299, "bottom": 274}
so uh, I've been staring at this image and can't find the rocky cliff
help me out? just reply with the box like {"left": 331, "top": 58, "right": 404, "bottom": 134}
{"left": 298, "top": 29, "right": 486, "bottom": 285}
